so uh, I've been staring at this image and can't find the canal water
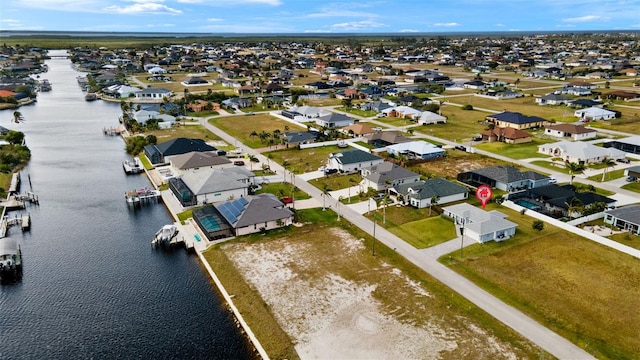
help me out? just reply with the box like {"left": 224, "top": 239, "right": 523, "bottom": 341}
{"left": 0, "top": 51, "right": 256, "bottom": 359}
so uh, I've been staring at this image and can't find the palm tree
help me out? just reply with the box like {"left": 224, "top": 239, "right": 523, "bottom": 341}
{"left": 565, "top": 161, "right": 586, "bottom": 185}
{"left": 565, "top": 197, "right": 584, "bottom": 219}
{"left": 429, "top": 196, "right": 439, "bottom": 216}
{"left": 281, "top": 160, "right": 290, "bottom": 183}
{"left": 601, "top": 157, "right": 616, "bottom": 182}
{"left": 322, "top": 184, "right": 331, "bottom": 211}
{"left": 12, "top": 111, "right": 24, "bottom": 124}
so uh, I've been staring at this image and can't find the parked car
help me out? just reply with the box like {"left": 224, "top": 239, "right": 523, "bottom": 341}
{"left": 616, "top": 158, "right": 630, "bottom": 164}
{"left": 454, "top": 145, "right": 466, "bottom": 151}
{"left": 372, "top": 126, "right": 383, "bottom": 131}
{"left": 626, "top": 176, "right": 637, "bottom": 182}
{"left": 215, "top": 149, "right": 227, "bottom": 156}
{"left": 280, "top": 196, "right": 293, "bottom": 204}
{"left": 233, "top": 160, "right": 245, "bottom": 166}
{"left": 250, "top": 156, "right": 260, "bottom": 163}
{"left": 548, "top": 177, "right": 558, "bottom": 184}
{"left": 372, "top": 193, "right": 385, "bottom": 201}
{"left": 324, "top": 168, "right": 338, "bottom": 175}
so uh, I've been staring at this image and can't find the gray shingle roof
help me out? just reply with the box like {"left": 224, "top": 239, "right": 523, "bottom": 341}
{"left": 330, "top": 149, "right": 382, "bottom": 165}
{"left": 215, "top": 194, "right": 294, "bottom": 228}
{"left": 170, "top": 151, "right": 231, "bottom": 170}
{"left": 467, "top": 166, "right": 547, "bottom": 183}
{"left": 395, "top": 178, "right": 468, "bottom": 200}
{"left": 605, "top": 205, "right": 640, "bottom": 226}
{"left": 363, "top": 162, "right": 420, "bottom": 184}
{"left": 489, "top": 111, "right": 546, "bottom": 125}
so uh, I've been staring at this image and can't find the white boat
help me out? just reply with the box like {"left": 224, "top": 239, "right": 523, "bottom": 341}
{"left": 123, "top": 157, "right": 143, "bottom": 174}
{"left": 0, "top": 238, "right": 22, "bottom": 282}
{"left": 152, "top": 224, "right": 178, "bottom": 248}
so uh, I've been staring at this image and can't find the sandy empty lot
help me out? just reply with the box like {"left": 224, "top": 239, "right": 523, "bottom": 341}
{"left": 223, "top": 227, "right": 526, "bottom": 359}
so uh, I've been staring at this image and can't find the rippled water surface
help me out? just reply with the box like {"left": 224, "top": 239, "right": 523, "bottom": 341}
{"left": 0, "top": 51, "right": 255, "bottom": 359}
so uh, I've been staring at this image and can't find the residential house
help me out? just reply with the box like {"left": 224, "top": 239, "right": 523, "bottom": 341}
{"left": 603, "top": 136, "right": 640, "bottom": 155}
{"left": 364, "top": 131, "right": 412, "bottom": 148}
{"left": 222, "top": 97, "right": 251, "bottom": 109}
{"left": 417, "top": 111, "right": 447, "bottom": 125}
{"left": 624, "top": 166, "right": 640, "bottom": 178}
{"left": 574, "top": 107, "right": 616, "bottom": 121}
{"left": 544, "top": 123, "right": 597, "bottom": 141}
{"left": 457, "top": 165, "right": 550, "bottom": 192}
{"left": 133, "top": 109, "right": 176, "bottom": 129}
{"left": 384, "top": 141, "right": 446, "bottom": 160}
{"left": 394, "top": 178, "right": 469, "bottom": 209}
{"left": 463, "top": 80, "right": 488, "bottom": 90}
{"left": 521, "top": 184, "right": 616, "bottom": 218}
{"left": 604, "top": 205, "right": 640, "bottom": 235}
{"left": 144, "top": 137, "right": 217, "bottom": 165}
{"left": 360, "top": 161, "right": 421, "bottom": 192}
{"left": 282, "top": 131, "right": 320, "bottom": 147}
{"left": 168, "top": 151, "right": 232, "bottom": 176}
{"left": 486, "top": 111, "right": 547, "bottom": 130}
{"left": 569, "top": 99, "right": 603, "bottom": 109}
{"left": 382, "top": 106, "right": 422, "bottom": 120}
{"left": 289, "top": 105, "right": 330, "bottom": 119}
{"left": 182, "top": 77, "right": 211, "bottom": 86}
{"left": 442, "top": 203, "right": 518, "bottom": 243}
{"left": 538, "top": 140, "right": 627, "bottom": 164}
{"left": 481, "top": 127, "right": 532, "bottom": 144}
{"left": 314, "top": 113, "right": 355, "bottom": 128}
{"left": 214, "top": 194, "right": 294, "bottom": 237}
{"left": 134, "top": 87, "right": 172, "bottom": 101}
{"left": 342, "top": 123, "right": 376, "bottom": 137}
{"left": 169, "top": 167, "right": 254, "bottom": 206}
{"left": 535, "top": 93, "right": 572, "bottom": 106}
{"left": 359, "top": 100, "right": 392, "bottom": 113}
{"left": 192, "top": 194, "right": 294, "bottom": 239}
{"left": 326, "top": 149, "right": 384, "bottom": 173}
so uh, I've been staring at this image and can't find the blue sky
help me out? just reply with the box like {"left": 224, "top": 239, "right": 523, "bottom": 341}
{"left": 1, "top": 0, "right": 639, "bottom": 33}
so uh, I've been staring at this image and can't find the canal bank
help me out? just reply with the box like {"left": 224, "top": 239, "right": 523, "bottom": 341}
{"left": 0, "top": 51, "right": 257, "bottom": 359}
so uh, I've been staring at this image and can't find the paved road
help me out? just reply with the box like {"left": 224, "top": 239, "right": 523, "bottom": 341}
{"left": 195, "top": 116, "right": 596, "bottom": 359}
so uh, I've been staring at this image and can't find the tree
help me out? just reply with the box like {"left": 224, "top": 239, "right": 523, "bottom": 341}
{"left": 565, "top": 197, "right": 584, "bottom": 219}
{"left": 600, "top": 157, "right": 615, "bottom": 182}
{"left": 5, "top": 130, "right": 24, "bottom": 145}
{"left": 429, "top": 196, "right": 439, "bottom": 216}
{"left": 12, "top": 111, "right": 24, "bottom": 124}
{"left": 321, "top": 184, "right": 331, "bottom": 211}
{"left": 565, "top": 161, "right": 586, "bottom": 185}
{"left": 532, "top": 220, "right": 545, "bottom": 232}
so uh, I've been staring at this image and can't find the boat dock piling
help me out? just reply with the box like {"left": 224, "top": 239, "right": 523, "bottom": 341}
{"left": 103, "top": 126, "right": 123, "bottom": 136}
{"left": 126, "top": 188, "right": 161, "bottom": 206}
{"left": 0, "top": 213, "right": 31, "bottom": 238}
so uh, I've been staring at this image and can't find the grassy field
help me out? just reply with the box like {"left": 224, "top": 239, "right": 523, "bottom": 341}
{"left": 406, "top": 150, "right": 510, "bottom": 180}
{"left": 263, "top": 145, "right": 342, "bottom": 174}
{"left": 458, "top": 95, "right": 572, "bottom": 121}
{"left": 413, "top": 107, "right": 490, "bottom": 141}
{"left": 475, "top": 138, "right": 554, "bottom": 160}
{"left": 209, "top": 114, "right": 302, "bottom": 149}
{"left": 441, "top": 202, "right": 640, "bottom": 359}
{"left": 621, "top": 181, "right": 640, "bottom": 193}
{"left": 587, "top": 168, "right": 626, "bottom": 182}
{"left": 255, "top": 182, "right": 310, "bottom": 200}
{"left": 141, "top": 123, "right": 222, "bottom": 144}
{"left": 309, "top": 172, "right": 363, "bottom": 193}
{"left": 386, "top": 213, "right": 457, "bottom": 248}
{"left": 203, "top": 208, "right": 545, "bottom": 359}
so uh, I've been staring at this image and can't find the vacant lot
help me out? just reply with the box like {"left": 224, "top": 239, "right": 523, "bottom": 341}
{"left": 406, "top": 150, "right": 509, "bottom": 180}
{"left": 206, "top": 209, "right": 543, "bottom": 359}
{"left": 475, "top": 138, "right": 555, "bottom": 160}
{"left": 143, "top": 123, "right": 222, "bottom": 144}
{"left": 209, "top": 114, "right": 303, "bottom": 149}
{"left": 441, "top": 202, "right": 640, "bottom": 360}
{"left": 264, "top": 145, "right": 343, "bottom": 173}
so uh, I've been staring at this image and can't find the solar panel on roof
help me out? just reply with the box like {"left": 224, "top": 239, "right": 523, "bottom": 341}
{"left": 238, "top": 197, "right": 248, "bottom": 206}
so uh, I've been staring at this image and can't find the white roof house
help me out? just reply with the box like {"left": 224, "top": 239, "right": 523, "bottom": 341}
{"left": 574, "top": 107, "right": 616, "bottom": 121}
{"left": 538, "top": 140, "right": 627, "bottom": 164}
{"left": 134, "top": 109, "right": 176, "bottom": 129}
{"left": 417, "top": 111, "right": 447, "bottom": 125}
{"left": 385, "top": 141, "right": 445, "bottom": 160}
{"left": 382, "top": 106, "right": 423, "bottom": 119}
{"left": 442, "top": 203, "right": 517, "bottom": 243}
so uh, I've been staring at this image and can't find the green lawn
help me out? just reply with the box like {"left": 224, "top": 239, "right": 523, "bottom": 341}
{"left": 209, "top": 114, "right": 303, "bottom": 149}
{"left": 388, "top": 215, "right": 457, "bottom": 248}
{"left": 475, "top": 138, "right": 554, "bottom": 160}
{"left": 587, "top": 168, "right": 626, "bottom": 182}
{"left": 255, "top": 182, "right": 311, "bottom": 200}
{"left": 310, "top": 173, "right": 364, "bottom": 192}
{"left": 263, "top": 145, "right": 343, "bottom": 174}
{"left": 621, "top": 181, "right": 640, "bottom": 193}
{"left": 529, "top": 160, "right": 573, "bottom": 174}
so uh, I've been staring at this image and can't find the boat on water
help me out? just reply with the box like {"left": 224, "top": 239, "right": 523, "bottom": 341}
{"left": 125, "top": 187, "right": 160, "bottom": 204}
{"left": 152, "top": 224, "right": 179, "bottom": 248}
{"left": 85, "top": 93, "right": 98, "bottom": 101}
{"left": 0, "top": 238, "right": 22, "bottom": 283}
{"left": 38, "top": 79, "right": 52, "bottom": 92}
{"left": 123, "top": 157, "right": 143, "bottom": 174}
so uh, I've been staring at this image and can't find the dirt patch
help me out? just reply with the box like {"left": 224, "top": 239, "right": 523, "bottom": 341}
{"left": 223, "top": 227, "right": 522, "bottom": 359}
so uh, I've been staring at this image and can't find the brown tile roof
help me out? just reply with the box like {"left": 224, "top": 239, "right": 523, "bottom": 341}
{"left": 481, "top": 127, "right": 531, "bottom": 139}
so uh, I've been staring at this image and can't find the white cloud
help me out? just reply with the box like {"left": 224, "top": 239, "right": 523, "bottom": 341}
{"left": 103, "top": 1, "right": 182, "bottom": 14}
{"left": 432, "top": 22, "right": 460, "bottom": 27}
{"left": 306, "top": 10, "right": 379, "bottom": 18}
{"left": 179, "top": 0, "right": 282, "bottom": 4}
{"left": 207, "top": 18, "right": 223, "bottom": 22}
{"left": 304, "top": 29, "right": 332, "bottom": 33}
{"left": 398, "top": 29, "right": 419, "bottom": 33}
{"left": 330, "top": 20, "right": 388, "bottom": 31}
{"left": 562, "top": 15, "right": 604, "bottom": 22}
{"left": 2, "top": 19, "right": 21, "bottom": 23}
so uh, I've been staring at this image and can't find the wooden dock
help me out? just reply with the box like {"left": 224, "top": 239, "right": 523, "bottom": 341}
{"left": 0, "top": 213, "right": 31, "bottom": 238}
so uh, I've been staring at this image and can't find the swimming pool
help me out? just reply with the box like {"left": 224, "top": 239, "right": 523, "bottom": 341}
{"left": 516, "top": 199, "right": 540, "bottom": 210}
{"left": 200, "top": 216, "right": 221, "bottom": 231}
